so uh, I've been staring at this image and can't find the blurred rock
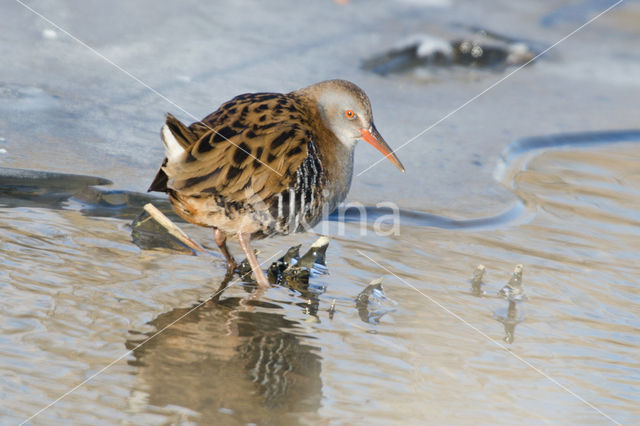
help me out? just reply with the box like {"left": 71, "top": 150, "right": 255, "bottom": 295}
{"left": 363, "top": 27, "right": 538, "bottom": 76}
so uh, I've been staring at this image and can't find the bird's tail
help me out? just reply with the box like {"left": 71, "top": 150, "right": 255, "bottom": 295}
{"left": 148, "top": 114, "right": 196, "bottom": 192}
{"left": 162, "top": 113, "right": 197, "bottom": 163}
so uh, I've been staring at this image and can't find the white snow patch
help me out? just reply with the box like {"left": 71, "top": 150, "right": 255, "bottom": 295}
{"left": 42, "top": 29, "right": 58, "bottom": 40}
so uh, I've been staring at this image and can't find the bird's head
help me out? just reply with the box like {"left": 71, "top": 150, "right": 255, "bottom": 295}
{"left": 302, "top": 79, "right": 404, "bottom": 172}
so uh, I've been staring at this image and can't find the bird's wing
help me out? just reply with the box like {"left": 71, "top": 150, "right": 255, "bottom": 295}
{"left": 162, "top": 93, "right": 311, "bottom": 204}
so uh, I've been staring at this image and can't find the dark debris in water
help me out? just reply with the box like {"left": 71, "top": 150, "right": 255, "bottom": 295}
{"left": 355, "top": 278, "right": 397, "bottom": 325}
{"left": 363, "top": 27, "right": 539, "bottom": 76}
{"left": 252, "top": 237, "right": 330, "bottom": 293}
{"left": 468, "top": 263, "right": 528, "bottom": 343}
{"left": 498, "top": 264, "right": 527, "bottom": 302}
{"left": 328, "top": 299, "right": 336, "bottom": 320}
{"left": 470, "top": 264, "right": 486, "bottom": 297}
{"left": 235, "top": 238, "right": 331, "bottom": 320}
{"left": 468, "top": 263, "right": 527, "bottom": 302}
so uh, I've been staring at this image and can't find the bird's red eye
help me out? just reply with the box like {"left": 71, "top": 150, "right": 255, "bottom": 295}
{"left": 345, "top": 109, "right": 355, "bottom": 119}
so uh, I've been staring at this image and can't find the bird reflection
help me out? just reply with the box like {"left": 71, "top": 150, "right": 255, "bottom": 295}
{"left": 125, "top": 286, "right": 322, "bottom": 424}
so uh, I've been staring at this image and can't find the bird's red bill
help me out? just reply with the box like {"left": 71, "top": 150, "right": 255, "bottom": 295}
{"left": 360, "top": 128, "right": 405, "bottom": 172}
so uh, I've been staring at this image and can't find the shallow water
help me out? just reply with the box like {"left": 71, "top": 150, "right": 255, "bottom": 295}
{"left": 3, "top": 0, "right": 640, "bottom": 424}
{"left": 1, "top": 133, "right": 640, "bottom": 424}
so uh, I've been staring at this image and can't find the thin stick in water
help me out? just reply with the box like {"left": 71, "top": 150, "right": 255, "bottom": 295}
{"left": 143, "top": 203, "right": 210, "bottom": 255}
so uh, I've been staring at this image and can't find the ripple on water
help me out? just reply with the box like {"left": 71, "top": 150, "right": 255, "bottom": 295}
{"left": 1, "top": 134, "right": 640, "bottom": 423}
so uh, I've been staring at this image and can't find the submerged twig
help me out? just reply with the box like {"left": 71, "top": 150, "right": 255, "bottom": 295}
{"left": 143, "top": 203, "right": 210, "bottom": 255}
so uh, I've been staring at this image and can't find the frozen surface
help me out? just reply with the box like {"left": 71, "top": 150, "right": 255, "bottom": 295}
{"left": 2, "top": 0, "right": 639, "bottom": 217}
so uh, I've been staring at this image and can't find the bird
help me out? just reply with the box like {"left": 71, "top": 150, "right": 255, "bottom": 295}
{"left": 148, "top": 79, "right": 404, "bottom": 288}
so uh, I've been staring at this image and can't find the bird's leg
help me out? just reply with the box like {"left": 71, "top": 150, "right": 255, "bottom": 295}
{"left": 237, "top": 232, "right": 270, "bottom": 288}
{"left": 211, "top": 267, "right": 234, "bottom": 303}
{"left": 213, "top": 227, "right": 237, "bottom": 272}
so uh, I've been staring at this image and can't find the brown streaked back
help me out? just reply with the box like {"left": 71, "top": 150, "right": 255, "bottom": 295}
{"left": 155, "top": 92, "right": 314, "bottom": 206}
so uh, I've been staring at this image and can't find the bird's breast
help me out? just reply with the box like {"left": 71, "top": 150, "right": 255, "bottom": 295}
{"left": 259, "top": 138, "right": 354, "bottom": 237}
{"left": 262, "top": 141, "right": 327, "bottom": 236}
